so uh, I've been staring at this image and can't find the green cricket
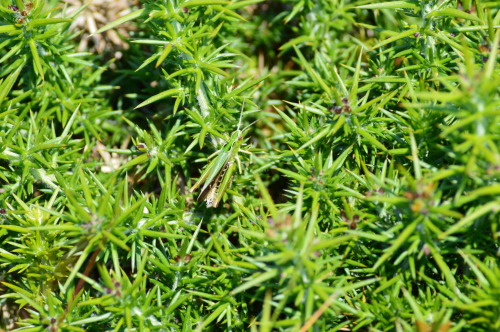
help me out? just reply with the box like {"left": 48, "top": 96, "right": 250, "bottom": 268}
{"left": 190, "top": 102, "right": 252, "bottom": 207}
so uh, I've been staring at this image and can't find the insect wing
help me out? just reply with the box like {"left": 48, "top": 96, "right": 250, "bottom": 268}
{"left": 199, "top": 150, "right": 230, "bottom": 194}
{"left": 197, "top": 159, "right": 228, "bottom": 206}
{"left": 190, "top": 150, "right": 228, "bottom": 193}
{"left": 213, "top": 161, "right": 236, "bottom": 207}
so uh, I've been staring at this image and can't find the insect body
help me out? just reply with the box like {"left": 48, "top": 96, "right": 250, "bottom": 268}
{"left": 190, "top": 130, "right": 245, "bottom": 208}
{"left": 190, "top": 99, "right": 258, "bottom": 207}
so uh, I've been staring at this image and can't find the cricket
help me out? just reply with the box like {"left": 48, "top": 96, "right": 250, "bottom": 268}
{"left": 190, "top": 101, "right": 254, "bottom": 208}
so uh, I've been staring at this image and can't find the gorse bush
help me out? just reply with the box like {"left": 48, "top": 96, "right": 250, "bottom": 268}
{"left": 0, "top": 0, "right": 499, "bottom": 331}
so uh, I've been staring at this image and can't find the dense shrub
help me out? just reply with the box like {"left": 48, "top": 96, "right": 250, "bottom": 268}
{"left": 0, "top": 0, "right": 498, "bottom": 331}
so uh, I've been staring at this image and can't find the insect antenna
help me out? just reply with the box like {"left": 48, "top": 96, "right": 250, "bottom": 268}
{"left": 236, "top": 98, "right": 246, "bottom": 132}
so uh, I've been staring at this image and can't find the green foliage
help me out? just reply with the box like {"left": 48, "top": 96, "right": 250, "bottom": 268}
{"left": 0, "top": 0, "right": 499, "bottom": 331}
